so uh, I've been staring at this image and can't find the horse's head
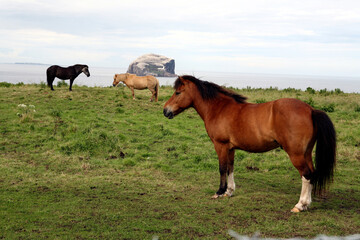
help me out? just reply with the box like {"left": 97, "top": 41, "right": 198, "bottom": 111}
{"left": 82, "top": 66, "right": 90, "bottom": 77}
{"left": 163, "top": 76, "right": 195, "bottom": 119}
{"left": 113, "top": 74, "right": 119, "bottom": 87}
{"left": 113, "top": 73, "right": 129, "bottom": 87}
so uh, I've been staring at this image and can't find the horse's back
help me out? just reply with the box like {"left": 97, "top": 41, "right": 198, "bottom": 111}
{"left": 251, "top": 98, "right": 314, "bottom": 134}
{"left": 221, "top": 98, "right": 314, "bottom": 152}
{"left": 272, "top": 98, "right": 313, "bottom": 124}
{"left": 47, "top": 65, "right": 73, "bottom": 80}
{"left": 127, "top": 74, "right": 158, "bottom": 89}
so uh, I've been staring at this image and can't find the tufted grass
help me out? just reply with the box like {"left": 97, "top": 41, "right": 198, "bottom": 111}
{"left": 0, "top": 83, "right": 359, "bottom": 239}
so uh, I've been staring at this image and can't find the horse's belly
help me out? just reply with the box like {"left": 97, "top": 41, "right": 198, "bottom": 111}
{"left": 56, "top": 72, "right": 70, "bottom": 80}
{"left": 235, "top": 140, "right": 279, "bottom": 153}
{"left": 230, "top": 129, "right": 279, "bottom": 153}
{"left": 128, "top": 81, "right": 147, "bottom": 90}
{"left": 56, "top": 76, "right": 69, "bottom": 80}
{"left": 132, "top": 83, "right": 147, "bottom": 89}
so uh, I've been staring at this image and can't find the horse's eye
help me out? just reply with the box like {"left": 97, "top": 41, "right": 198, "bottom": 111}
{"left": 175, "top": 92, "right": 181, "bottom": 95}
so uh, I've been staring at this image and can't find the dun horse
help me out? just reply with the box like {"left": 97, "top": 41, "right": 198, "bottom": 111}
{"left": 46, "top": 64, "right": 90, "bottom": 91}
{"left": 163, "top": 75, "right": 336, "bottom": 212}
{"left": 113, "top": 73, "right": 159, "bottom": 102}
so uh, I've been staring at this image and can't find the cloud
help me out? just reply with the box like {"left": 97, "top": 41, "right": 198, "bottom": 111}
{"left": 0, "top": 0, "right": 360, "bottom": 76}
{"left": 0, "top": 28, "right": 114, "bottom": 64}
{"left": 0, "top": 48, "right": 26, "bottom": 61}
{"left": 110, "top": 30, "right": 238, "bottom": 49}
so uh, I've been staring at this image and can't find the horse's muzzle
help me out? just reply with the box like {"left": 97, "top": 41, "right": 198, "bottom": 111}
{"left": 163, "top": 108, "right": 174, "bottom": 119}
{"left": 112, "top": 84, "right": 116, "bottom": 87}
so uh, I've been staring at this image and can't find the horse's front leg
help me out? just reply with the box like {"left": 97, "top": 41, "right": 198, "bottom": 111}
{"left": 225, "top": 149, "right": 235, "bottom": 197}
{"left": 69, "top": 78, "right": 74, "bottom": 91}
{"left": 212, "top": 142, "right": 230, "bottom": 199}
{"left": 131, "top": 87, "right": 135, "bottom": 100}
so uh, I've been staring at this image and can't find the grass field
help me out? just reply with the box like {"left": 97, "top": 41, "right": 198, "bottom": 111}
{"left": 0, "top": 81, "right": 359, "bottom": 239}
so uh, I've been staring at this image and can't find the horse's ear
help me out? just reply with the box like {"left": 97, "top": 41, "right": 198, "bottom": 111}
{"left": 179, "top": 77, "right": 190, "bottom": 85}
{"left": 174, "top": 77, "right": 186, "bottom": 89}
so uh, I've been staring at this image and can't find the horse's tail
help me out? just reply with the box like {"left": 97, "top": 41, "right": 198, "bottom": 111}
{"left": 155, "top": 79, "right": 159, "bottom": 102}
{"left": 46, "top": 68, "right": 51, "bottom": 87}
{"left": 311, "top": 109, "right": 336, "bottom": 194}
{"left": 46, "top": 66, "right": 55, "bottom": 87}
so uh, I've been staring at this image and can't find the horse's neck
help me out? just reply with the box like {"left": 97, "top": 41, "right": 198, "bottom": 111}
{"left": 192, "top": 97, "right": 221, "bottom": 121}
{"left": 73, "top": 66, "right": 82, "bottom": 75}
{"left": 123, "top": 77, "right": 131, "bottom": 84}
{"left": 193, "top": 96, "right": 243, "bottom": 123}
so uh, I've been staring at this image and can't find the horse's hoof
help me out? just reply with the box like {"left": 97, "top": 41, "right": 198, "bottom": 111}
{"left": 291, "top": 207, "right": 301, "bottom": 213}
{"left": 211, "top": 194, "right": 220, "bottom": 199}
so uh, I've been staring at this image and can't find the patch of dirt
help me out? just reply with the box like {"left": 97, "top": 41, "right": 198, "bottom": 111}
{"left": 37, "top": 186, "right": 51, "bottom": 192}
{"left": 246, "top": 166, "right": 259, "bottom": 171}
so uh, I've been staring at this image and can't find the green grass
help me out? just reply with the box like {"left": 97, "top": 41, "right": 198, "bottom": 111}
{"left": 0, "top": 83, "right": 359, "bottom": 239}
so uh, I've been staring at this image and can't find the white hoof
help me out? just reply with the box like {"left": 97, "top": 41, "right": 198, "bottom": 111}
{"left": 211, "top": 194, "right": 220, "bottom": 199}
{"left": 224, "top": 188, "right": 234, "bottom": 197}
{"left": 291, "top": 207, "right": 301, "bottom": 213}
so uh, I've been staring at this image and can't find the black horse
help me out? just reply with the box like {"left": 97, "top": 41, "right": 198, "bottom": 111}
{"left": 46, "top": 64, "right": 90, "bottom": 91}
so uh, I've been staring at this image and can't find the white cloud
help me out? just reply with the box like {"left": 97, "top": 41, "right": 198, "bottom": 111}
{"left": 0, "top": 28, "right": 106, "bottom": 49}
{"left": 46, "top": 49, "right": 114, "bottom": 64}
{"left": 0, "top": 0, "right": 359, "bottom": 76}
{"left": 0, "top": 48, "right": 28, "bottom": 62}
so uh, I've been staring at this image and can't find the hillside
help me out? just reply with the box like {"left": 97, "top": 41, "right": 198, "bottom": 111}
{"left": 0, "top": 82, "right": 359, "bottom": 239}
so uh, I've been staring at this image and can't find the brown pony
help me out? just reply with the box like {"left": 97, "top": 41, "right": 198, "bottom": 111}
{"left": 163, "top": 75, "right": 336, "bottom": 212}
{"left": 113, "top": 73, "right": 159, "bottom": 102}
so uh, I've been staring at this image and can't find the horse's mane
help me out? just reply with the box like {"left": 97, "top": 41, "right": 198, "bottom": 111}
{"left": 175, "top": 75, "right": 247, "bottom": 103}
{"left": 73, "top": 64, "right": 88, "bottom": 73}
{"left": 74, "top": 64, "right": 88, "bottom": 68}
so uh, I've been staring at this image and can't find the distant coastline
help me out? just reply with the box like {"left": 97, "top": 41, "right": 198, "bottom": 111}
{"left": 14, "top": 62, "right": 49, "bottom": 66}
{"left": 0, "top": 63, "right": 359, "bottom": 93}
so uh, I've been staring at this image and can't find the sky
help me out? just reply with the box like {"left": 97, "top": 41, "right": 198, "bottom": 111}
{"left": 0, "top": 0, "right": 360, "bottom": 77}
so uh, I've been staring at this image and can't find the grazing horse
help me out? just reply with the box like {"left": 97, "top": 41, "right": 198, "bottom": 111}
{"left": 46, "top": 64, "right": 90, "bottom": 91}
{"left": 163, "top": 75, "right": 336, "bottom": 212}
{"left": 113, "top": 73, "right": 159, "bottom": 102}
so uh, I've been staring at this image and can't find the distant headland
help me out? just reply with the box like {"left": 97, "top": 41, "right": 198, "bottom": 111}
{"left": 127, "top": 53, "right": 176, "bottom": 77}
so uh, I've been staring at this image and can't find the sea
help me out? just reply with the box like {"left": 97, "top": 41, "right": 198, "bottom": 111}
{"left": 1, "top": 63, "right": 359, "bottom": 93}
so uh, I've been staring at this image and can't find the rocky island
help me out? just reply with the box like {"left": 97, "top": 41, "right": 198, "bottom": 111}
{"left": 127, "top": 54, "right": 176, "bottom": 77}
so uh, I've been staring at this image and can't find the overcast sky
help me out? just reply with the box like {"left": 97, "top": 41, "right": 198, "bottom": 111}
{"left": 1, "top": 0, "right": 360, "bottom": 77}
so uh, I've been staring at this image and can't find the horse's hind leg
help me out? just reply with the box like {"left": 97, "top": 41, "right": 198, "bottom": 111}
{"left": 292, "top": 175, "right": 313, "bottom": 212}
{"left": 289, "top": 152, "right": 314, "bottom": 212}
{"left": 149, "top": 88, "right": 156, "bottom": 102}
{"left": 47, "top": 76, "right": 55, "bottom": 91}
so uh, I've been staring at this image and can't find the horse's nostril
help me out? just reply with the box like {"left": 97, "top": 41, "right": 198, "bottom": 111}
{"left": 163, "top": 108, "right": 174, "bottom": 119}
